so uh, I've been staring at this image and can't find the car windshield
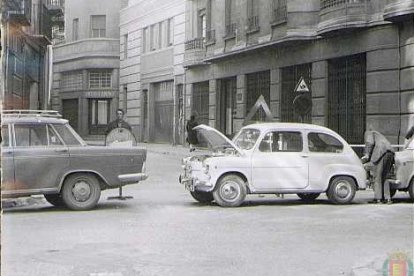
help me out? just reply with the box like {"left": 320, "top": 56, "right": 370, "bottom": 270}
{"left": 233, "top": 128, "right": 260, "bottom": 150}
{"left": 52, "top": 123, "right": 86, "bottom": 146}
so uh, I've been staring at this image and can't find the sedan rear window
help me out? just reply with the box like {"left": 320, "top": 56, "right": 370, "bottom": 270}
{"left": 308, "top": 132, "right": 343, "bottom": 153}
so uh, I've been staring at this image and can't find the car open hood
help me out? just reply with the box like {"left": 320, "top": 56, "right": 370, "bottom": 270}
{"left": 194, "top": 124, "right": 243, "bottom": 155}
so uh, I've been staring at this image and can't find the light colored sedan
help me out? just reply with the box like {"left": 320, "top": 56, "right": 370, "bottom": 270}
{"left": 179, "top": 123, "right": 367, "bottom": 207}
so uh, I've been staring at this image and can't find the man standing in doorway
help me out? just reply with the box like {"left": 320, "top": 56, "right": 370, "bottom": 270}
{"left": 186, "top": 114, "right": 199, "bottom": 151}
{"left": 105, "top": 108, "right": 131, "bottom": 135}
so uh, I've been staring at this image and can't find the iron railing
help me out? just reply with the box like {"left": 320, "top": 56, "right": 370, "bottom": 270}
{"left": 247, "top": 15, "right": 260, "bottom": 32}
{"left": 321, "top": 0, "right": 369, "bottom": 9}
{"left": 272, "top": 0, "right": 287, "bottom": 24}
{"left": 185, "top": 37, "right": 204, "bottom": 50}
{"left": 225, "top": 23, "right": 237, "bottom": 38}
{"left": 206, "top": 29, "right": 216, "bottom": 44}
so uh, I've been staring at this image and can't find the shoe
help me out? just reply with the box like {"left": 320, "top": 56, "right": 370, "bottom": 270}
{"left": 368, "top": 199, "right": 381, "bottom": 204}
{"left": 385, "top": 199, "right": 392, "bottom": 204}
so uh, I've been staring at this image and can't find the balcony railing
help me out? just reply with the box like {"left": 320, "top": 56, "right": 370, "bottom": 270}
{"left": 206, "top": 29, "right": 216, "bottom": 44}
{"left": 224, "top": 23, "right": 237, "bottom": 38}
{"left": 185, "top": 37, "right": 205, "bottom": 50}
{"left": 320, "top": 0, "right": 368, "bottom": 9}
{"left": 247, "top": 15, "right": 260, "bottom": 32}
{"left": 45, "top": 0, "right": 64, "bottom": 16}
{"left": 272, "top": 0, "right": 287, "bottom": 24}
{"left": 383, "top": 0, "right": 414, "bottom": 22}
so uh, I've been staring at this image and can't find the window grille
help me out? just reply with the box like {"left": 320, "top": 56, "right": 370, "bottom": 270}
{"left": 246, "top": 71, "right": 271, "bottom": 122}
{"left": 61, "top": 71, "right": 83, "bottom": 91}
{"left": 192, "top": 82, "right": 210, "bottom": 125}
{"left": 89, "top": 71, "right": 112, "bottom": 89}
{"left": 272, "top": 0, "right": 287, "bottom": 25}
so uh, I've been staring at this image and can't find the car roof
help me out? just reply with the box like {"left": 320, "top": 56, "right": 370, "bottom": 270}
{"left": 242, "top": 122, "right": 337, "bottom": 133}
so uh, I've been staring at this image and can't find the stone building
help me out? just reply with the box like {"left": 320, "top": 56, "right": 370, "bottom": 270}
{"left": 119, "top": 0, "right": 186, "bottom": 144}
{"left": 51, "top": 0, "right": 126, "bottom": 137}
{"left": 183, "top": 0, "right": 414, "bottom": 145}
{"left": 1, "top": 0, "right": 64, "bottom": 110}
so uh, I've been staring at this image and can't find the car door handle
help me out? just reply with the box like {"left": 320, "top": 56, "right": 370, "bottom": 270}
{"left": 54, "top": 148, "right": 68, "bottom": 153}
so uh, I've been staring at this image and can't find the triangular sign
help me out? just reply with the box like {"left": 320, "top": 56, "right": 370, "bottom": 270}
{"left": 243, "top": 95, "right": 273, "bottom": 125}
{"left": 294, "top": 77, "right": 310, "bottom": 93}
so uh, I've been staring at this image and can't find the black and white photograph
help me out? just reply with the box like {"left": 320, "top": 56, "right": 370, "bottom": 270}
{"left": 1, "top": 0, "right": 413, "bottom": 275}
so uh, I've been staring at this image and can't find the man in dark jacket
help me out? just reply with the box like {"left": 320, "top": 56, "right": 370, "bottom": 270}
{"left": 362, "top": 129, "right": 395, "bottom": 204}
{"left": 186, "top": 115, "right": 199, "bottom": 150}
{"left": 105, "top": 108, "right": 131, "bottom": 135}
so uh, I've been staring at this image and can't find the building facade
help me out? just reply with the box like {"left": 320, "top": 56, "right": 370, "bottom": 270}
{"left": 1, "top": 0, "right": 63, "bottom": 110}
{"left": 51, "top": 0, "right": 125, "bottom": 137}
{"left": 183, "top": 0, "right": 414, "bottom": 145}
{"left": 120, "top": 0, "right": 186, "bottom": 144}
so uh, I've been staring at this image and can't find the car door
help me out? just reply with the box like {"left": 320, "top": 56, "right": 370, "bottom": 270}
{"left": 251, "top": 130, "right": 309, "bottom": 191}
{"left": 12, "top": 123, "right": 70, "bottom": 193}
{"left": 1, "top": 124, "right": 15, "bottom": 191}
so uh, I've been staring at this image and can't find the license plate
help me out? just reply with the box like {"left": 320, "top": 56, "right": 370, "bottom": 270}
{"left": 184, "top": 179, "right": 194, "bottom": 192}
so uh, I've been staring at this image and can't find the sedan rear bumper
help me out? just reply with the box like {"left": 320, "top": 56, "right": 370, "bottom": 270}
{"left": 118, "top": 173, "right": 148, "bottom": 183}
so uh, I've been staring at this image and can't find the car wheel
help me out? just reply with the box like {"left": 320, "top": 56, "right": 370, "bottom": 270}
{"left": 213, "top": 174, "right": 247, "bottom": 207}
{"left": 44, "top": 194, "right": 65, "bottom": 207}
{"left": 409, "top": 179, "right": 414, "bottom": 201}
{"left": 327, "top": 176, "right": 356, "bottom": 204}
{"left": 190, "top": 191, "right": 214, "bottom": 204}
{"left": 62, "top": 173, "right": 101, "bottom": 211}
{"left": 297, "top": 193, "right": 320, "bottom": 202}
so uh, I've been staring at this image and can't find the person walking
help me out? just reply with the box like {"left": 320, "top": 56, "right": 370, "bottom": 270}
{"left": 186, "top": 115, "right": 199, "bottom": 151}
{"left": 105, "top": 108, "right": 131, "bottom": 135}
{"left": 361, "top": 128, "right": 395, "bottom": 204}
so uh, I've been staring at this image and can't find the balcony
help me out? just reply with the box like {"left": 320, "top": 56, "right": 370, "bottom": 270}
{"left": 6, "top": 0, "right": 32, "bottom": 26}
{"left": 318, "top": 0, "right": 370, "bottom": 35}
{"left": 28, "top": 4, "right": 53, "bottom": 42}
{"left": 206, "top": 29, "right": 216, "bottom": 45}
{"left": 224, "top": 23, "right": 237, "bottom": 39}
{"left": 184, "top": 37, "right": 206, "bottom": 67}
{"left": 247, "top": 15, "right": 260, "bottom": 33}
{"left": 383, "top": 0, "right": 414, "bottom": 22}
{"left": 45, "top": 0, "right": 64, "bottom": 14}
{"left": 271, "top": 1, "right": 288, "bottom": 25}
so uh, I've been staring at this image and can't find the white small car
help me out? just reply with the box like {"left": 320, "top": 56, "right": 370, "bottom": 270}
{"left": 179, "top": 123, "right": 367, "bottom": 207}
{"left": 389, "top": 138, "right": 414, "bottom": 199}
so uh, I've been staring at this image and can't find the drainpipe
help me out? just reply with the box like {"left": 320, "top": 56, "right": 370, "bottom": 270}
{"left": 46, "top": 44, "right": 53, "bottom": 109}
{"left": 397, "top": 23, "right": 402, "bottom": 145}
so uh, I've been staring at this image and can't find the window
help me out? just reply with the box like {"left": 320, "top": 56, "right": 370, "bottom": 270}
{"left": 73, "top": 18, "right": 79, "bottom": 40}
{"left": 150, "top": 24, "right": 159, "bottom": 50}
{"left": 192, "top": 82, "right": 209, "bottom": 125}
{"left": 272, "top": 0, "right": 287, "bottom": 25}
{"left": 15, "top": 125, "right": 48, "bottom": 147}
{"left": 90, "top": 15, "right": 106, "bottom": 38}
{"left": 1, "top": 125, "right": 10, "bottom": 147}
{"left": 61, "top": 71, "right": 83, "bottom": 91}
{"left": 308, "top": 132, "right": 344, "bottom": 153}
{"left": 247, "top": 0, "right": 259, "bottom": 32}
{"left": 198, "top": 9, "right": 206, "bottom": 39}
{"left": 225, "top": 0, "right": 237, "bottom": 37}
{"left": 246, "top": 71, "right": 270, "bottom": 122}
{"left": 142, "top": 27, "right": 149, "bottom": 52}
{"left": 167, "top": 18, "right": 174, "bottom": 46}
{"left": 259, "top": 131, "right": 303, "bottom": 152}
{"left": 89, "top": 99, "right": 110, "bottom": 135}
{"left": 89, "top": 71, "right": 112, "bottom": 88}
{"left": 234, "top": 129, "right": 261, "bottom": 150}
{"left": 123, "top": 34, "right": 128, "bottom": 59}
{"left": 52, "top": 124, "right": 82, "bottom": 146}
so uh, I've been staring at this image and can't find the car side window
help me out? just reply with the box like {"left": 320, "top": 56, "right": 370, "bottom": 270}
{"left": 15, "top": 124, "right": 48, "bottom": 147}
{"left": 259, "top": 131, "right": 303, "bottom": 152}
{"left": 47, "top": 125, "right": 64, "bottom": 146}
{"left": 1, "top": 125, "right": 9, "bottom": 147}
{"left": 308, "top": 132, "right": 343, "bottom": 153}
{"left": 52, "top": 124, "right": 82, "bottom": 146}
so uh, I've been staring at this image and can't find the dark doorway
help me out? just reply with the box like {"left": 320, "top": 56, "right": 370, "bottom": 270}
{"left": 153, "top": 81, "right": 174, "bottom": 143}
{"left": 218, "top": 77, "right": 237, "bottom": 136}
{"left": 62, "top": 99, "right": 79, "bottom": 132}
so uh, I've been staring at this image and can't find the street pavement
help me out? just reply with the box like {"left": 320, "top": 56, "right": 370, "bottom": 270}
{"left": 2, "top": 142, "right": 413, "bottom": 276}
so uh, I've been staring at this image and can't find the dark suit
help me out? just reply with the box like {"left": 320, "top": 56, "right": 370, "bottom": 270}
{"left": 363, "top": 130, "right": 395, "bottom": 201}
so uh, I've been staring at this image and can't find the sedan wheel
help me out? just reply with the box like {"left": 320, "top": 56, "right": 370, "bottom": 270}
{"left": 213, "top": 174, "right": 247, "bottom": 207}
{"left": 409, "top": 179, "right": 414, "bottom": 201}
{"left": 327, "top": 176, "right": 356, "bottom": 204}
{"left": 62, "top": 173, "right": 101, "bottom": 211}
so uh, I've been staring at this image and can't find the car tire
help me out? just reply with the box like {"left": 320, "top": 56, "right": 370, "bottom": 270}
{"left": 327, "top": 176, "right": 356, "bottom": 204}
{"left": 62, "top": 173, "right": 101, "bottom": 211}
{"left": 297, "top": 193, "right": 320, "bottom": 202}
{"left": 44, "top": 194, "right": 65, "bottom": 207}
{"left": 190, "top": 191, "right": 214, "bottom": 204}
{"left": 409, "top": 179, "right": 414, "bottom": 201}
{"left": 213, "top": 174, "right": 247, "bottom": 207}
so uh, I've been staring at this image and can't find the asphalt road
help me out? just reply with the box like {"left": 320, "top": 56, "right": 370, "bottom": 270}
{"left": 2, "top": 148, "right": 413, "bottom": 276}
